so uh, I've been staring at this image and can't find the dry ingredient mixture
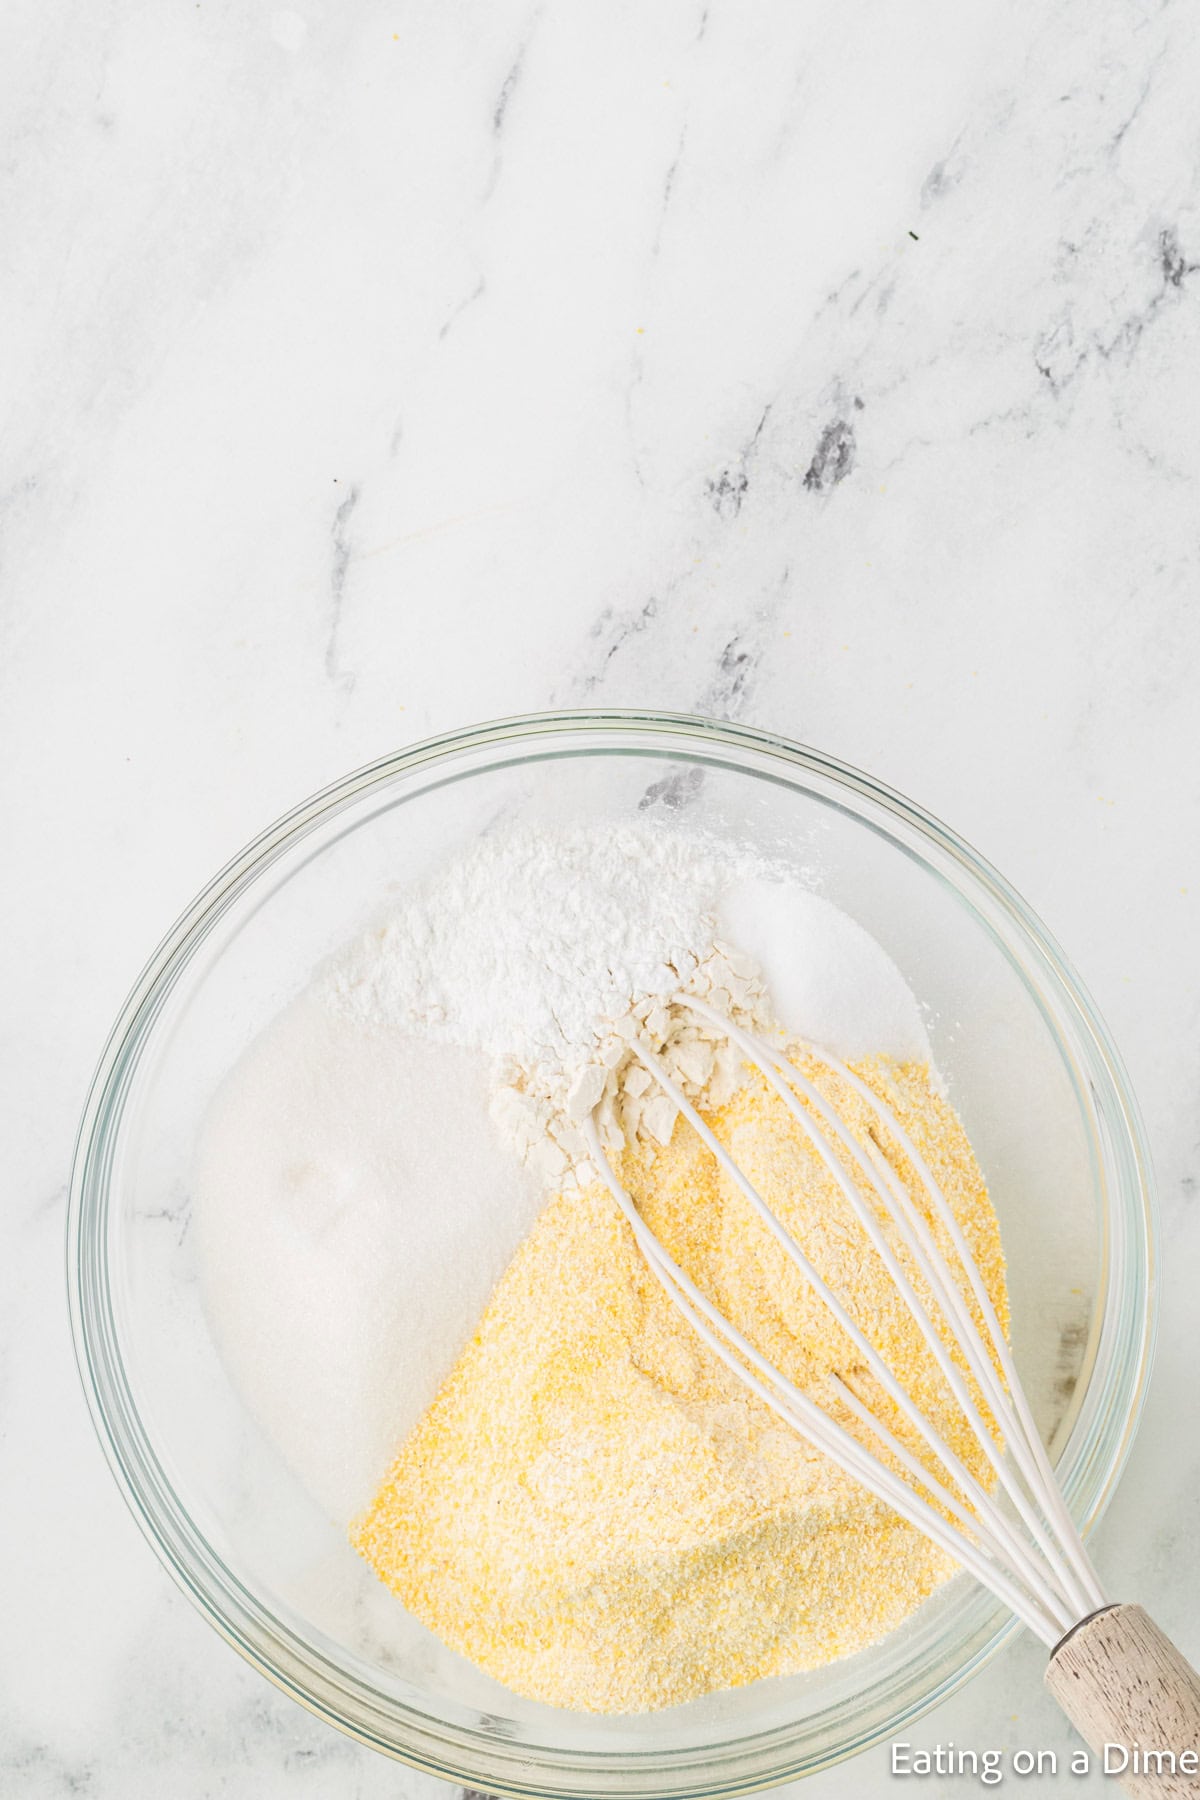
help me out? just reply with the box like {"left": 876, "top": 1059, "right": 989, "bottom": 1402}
{"left": 196, "top": 820, "right": 1006, "bottom": 1713}
{"left": 352, "top": 1054, "right": 1004, "bottom": 1712}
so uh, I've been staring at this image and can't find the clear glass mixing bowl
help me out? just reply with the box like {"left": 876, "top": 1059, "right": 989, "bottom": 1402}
{"left": 68, "top": 711, "right": 1156, "bottom": 1796}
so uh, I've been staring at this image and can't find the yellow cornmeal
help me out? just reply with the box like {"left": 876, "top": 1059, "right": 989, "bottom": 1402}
{"left": 352, "top": 1052, "right": 1008, "bottom": 1713}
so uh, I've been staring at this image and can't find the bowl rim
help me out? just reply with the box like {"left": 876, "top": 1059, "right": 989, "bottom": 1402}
{"left": 67, "top": 707, "right": 1158, "bottom": 1796}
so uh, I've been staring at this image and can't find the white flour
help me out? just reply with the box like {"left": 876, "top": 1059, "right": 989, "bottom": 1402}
{"left": 323, "top": 822, "right": 765, "bottom": 1061}
{"left": 197, "top": 820, "right": 933, "bottom": 1522}
{"left": 323, "top": 824, "right": 931, "bottom": 1185}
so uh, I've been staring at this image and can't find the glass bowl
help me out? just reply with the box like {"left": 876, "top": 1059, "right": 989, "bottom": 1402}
{"left": 68, "top": 710, "right": 1156, "bottom": 1796}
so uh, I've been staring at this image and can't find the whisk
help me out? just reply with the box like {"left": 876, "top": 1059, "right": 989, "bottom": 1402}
{"left": 583, "top": 998, "right": 1200, "bottom": 1799}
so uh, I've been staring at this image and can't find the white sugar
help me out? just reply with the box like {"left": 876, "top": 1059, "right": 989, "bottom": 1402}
{"left": 716, "top": 877, "right": 933, "bottom": 1066}
{"left": 195, "top": 997, "right": 542, "bottom": 1522}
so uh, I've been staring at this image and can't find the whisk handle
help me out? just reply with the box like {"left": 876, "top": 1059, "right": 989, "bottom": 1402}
{"left": 1046, "top": 1605, "right": 1200, "bottom": 1796}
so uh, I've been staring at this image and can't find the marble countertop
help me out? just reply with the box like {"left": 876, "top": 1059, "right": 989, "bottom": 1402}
{"left": 5, "top": 2, "right": 1200, "bottom": 1795}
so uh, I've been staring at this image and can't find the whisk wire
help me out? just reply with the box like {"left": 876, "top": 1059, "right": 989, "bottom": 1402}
{"left": 678, "top": 1002, "right": 1092, "bottom": 1624}
{"left": 585, "top": 1012, "right": 1107, "bottom": 1649}
{"left": 622, "top": 1033, "right": 1076, "bottom": 1630}
{"left": 583, "top": 1113, "right": 1067, "bottom": 1646}
{"left": 777, "top": 1031, "right": 1107, "bottom": 1618}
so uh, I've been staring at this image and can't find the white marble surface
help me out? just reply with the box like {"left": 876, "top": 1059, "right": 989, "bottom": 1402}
{"left": 4, "top": 1, "right": 1200, "bottom": 1794}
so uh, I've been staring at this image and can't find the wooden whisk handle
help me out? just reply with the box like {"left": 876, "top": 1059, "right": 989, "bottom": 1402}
{"left": 1046, "top": 1605, "right": 1200, "bottom": 1796}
